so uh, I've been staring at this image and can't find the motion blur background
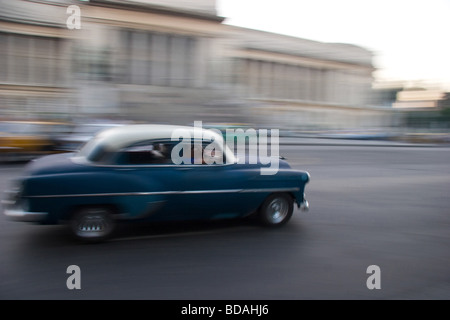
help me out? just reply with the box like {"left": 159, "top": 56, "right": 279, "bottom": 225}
{"left": 0, "top": 0, "right": 449, "bottom": 158}
{"left": 1, "top": 1, "right": 450, "bottom": 300}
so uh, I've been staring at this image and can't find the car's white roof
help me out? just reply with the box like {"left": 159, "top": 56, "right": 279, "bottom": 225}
{"left": 95, "top": 124, "right": 225, "bottom": 149}
{"left": 77, "top": 124, "right": 235, "bottom": 163}
{"left": 75, "top": 124, "right": 242, "bottom": 165}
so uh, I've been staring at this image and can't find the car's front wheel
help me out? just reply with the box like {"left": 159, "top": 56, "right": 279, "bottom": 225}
{"left": 258, "top": 193, "right": 293, "bottom": 227}
{"left": 69, "top": 207, "right": 116, "bottom": 242}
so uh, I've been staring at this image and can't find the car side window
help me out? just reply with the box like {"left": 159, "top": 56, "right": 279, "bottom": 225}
{"left": 114, "top": 140, "right": 226, "bottom": 166}
{"left": 116, "top": 141, "right": 173, "bottom": 165}
{"left": 171, "top": 140, "right": 225, "bottom": 165}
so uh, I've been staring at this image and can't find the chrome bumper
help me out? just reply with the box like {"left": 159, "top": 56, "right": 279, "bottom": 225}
{"left": 299, "top": 199, "right": 309, "bottom": 212}
{"left": 2, "top": 199, "right": 48, "bottom": 222}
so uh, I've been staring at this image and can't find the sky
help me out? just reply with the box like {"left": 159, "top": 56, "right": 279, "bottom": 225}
{"left": 217, "top": 0, "right": 450, "bottom": 90}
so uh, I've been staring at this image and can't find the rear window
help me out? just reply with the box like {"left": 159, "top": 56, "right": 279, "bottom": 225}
{"left": 115, "top": 141, "right": 174, "bottom": 165}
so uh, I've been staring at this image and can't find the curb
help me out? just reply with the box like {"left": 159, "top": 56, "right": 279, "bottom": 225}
{"left": 278, "top": 139, "right": 445, "bottom": 148}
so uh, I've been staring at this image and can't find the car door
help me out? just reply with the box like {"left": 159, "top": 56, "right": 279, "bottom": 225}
{"left": 172, "top": 141, "right": 260, "bottom": 220}
{"left": 110, "top": 140, "right": 187, "bottom": 222}
{"left": 111, "top": 139, "right": 263, "bottom": 222}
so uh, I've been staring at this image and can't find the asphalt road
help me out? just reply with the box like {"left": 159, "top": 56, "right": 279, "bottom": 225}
{"left": 0, "top": 144, "right": 449, "bottom": 300}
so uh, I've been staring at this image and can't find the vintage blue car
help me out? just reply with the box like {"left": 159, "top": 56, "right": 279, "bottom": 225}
{"left": 2, "top": 124, "right": 310, "bottom": 242}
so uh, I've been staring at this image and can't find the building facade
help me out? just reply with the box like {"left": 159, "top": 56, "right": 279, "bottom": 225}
{"left": 0, "top": 0, "right": 389, "bottom": 129}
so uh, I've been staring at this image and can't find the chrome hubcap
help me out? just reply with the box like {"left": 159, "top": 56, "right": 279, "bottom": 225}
{"left": 268, "top": 198, "right": 288, "bottom": 223}
{"left": 75, "top": 210, "right": 111, "bottom": 238}
{"left": 78, "top": 215, "right": 107, "bottom": 232}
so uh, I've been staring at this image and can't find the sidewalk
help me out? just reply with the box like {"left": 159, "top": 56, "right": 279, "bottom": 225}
{"left": 279, "top": 136, "right": 447, "bottom": 147}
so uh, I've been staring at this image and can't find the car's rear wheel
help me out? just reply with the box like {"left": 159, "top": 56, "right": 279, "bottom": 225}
{"left": 258, "top": 193, "right": 293, "bottom": 227}
{"left": 69, "top": 207, "right": 115, "bottom": 242}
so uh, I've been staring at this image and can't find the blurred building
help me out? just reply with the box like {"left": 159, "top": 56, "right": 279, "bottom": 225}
{"left": 370, "top": 81, "right": 404, "bottom": 108}
{"left": 218, "top": 26, "right": 377, "bottom": 129}
{"left": 0, "top": 0, "right": 73, "bottom": 119}
{"left": 393, "top": 89, "right": 446, "bottom": 109}
{"left": 0, "top": 0, "right": 383, "bottom": 129}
